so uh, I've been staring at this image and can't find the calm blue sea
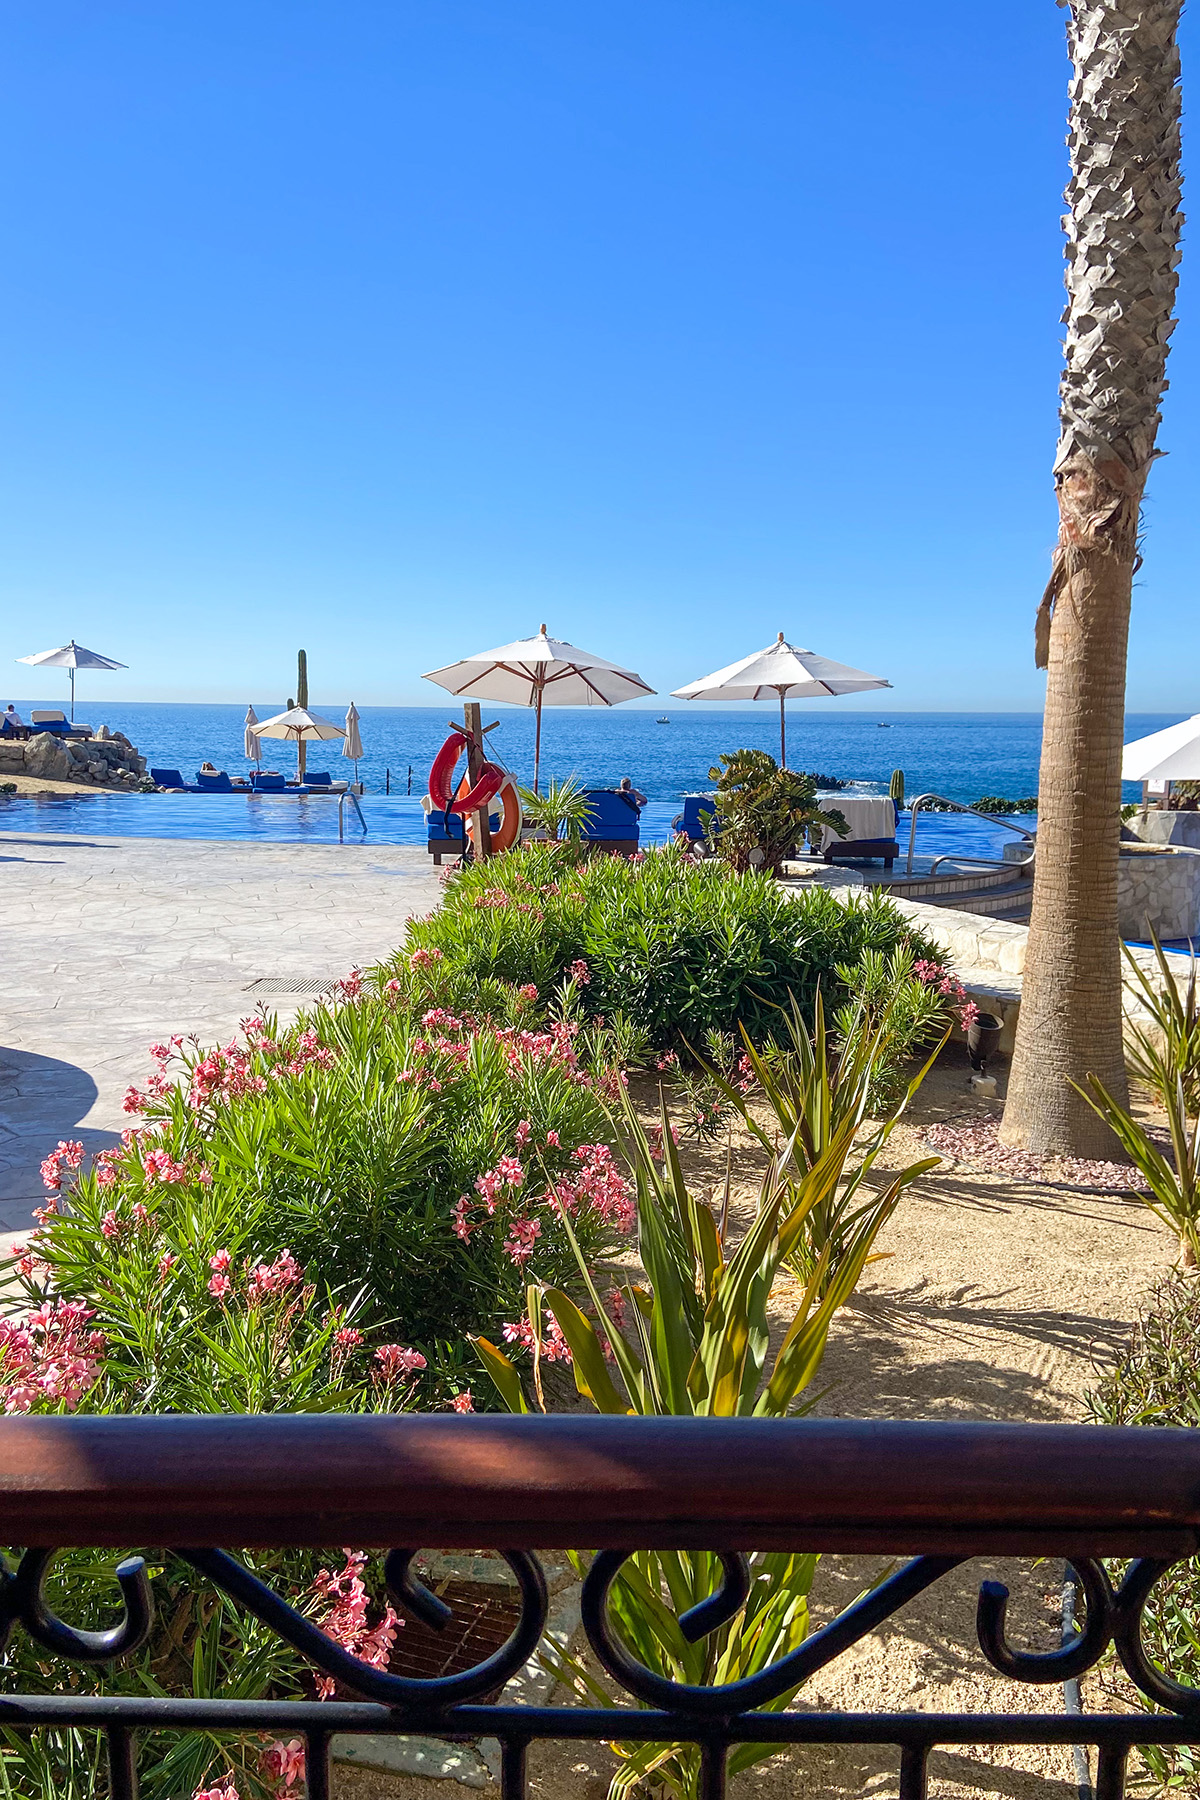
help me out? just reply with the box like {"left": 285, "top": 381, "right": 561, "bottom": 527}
{"left": 0, "top": 702, "right": 1183, "bottom": 853}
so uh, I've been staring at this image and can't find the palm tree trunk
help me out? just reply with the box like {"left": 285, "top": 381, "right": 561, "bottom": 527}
{"left": 1000, "top": 0, "right": 1182, "bottom": 1155}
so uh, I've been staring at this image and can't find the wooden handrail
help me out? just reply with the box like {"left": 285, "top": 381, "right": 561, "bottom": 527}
{"left": 0, "top": 1416, "right": 1197, "bottom": 1554}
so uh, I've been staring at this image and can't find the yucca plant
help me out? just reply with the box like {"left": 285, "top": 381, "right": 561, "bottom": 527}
{"left": 518, "top": 776, "right": 597, "bottom": 842}
{"left": 1121, "top": 929, "right": 1200, "bottom": 1121}
{"left": 1078, "top": 1068, "right": 1200, "bottom": 1268}
{"left": 701, "top": 977, "right": 948, "bottom": 1288}
{"left": 475, "top": 1090, "right": 937, "bottom": 1798}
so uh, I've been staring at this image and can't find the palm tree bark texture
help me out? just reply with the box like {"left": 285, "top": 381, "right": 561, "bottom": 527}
{"left": 1001, "top": 0, "right": 1182, "bottom": 1155}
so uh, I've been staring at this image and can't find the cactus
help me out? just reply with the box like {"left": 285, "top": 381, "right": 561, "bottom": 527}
{"left": 296, "top": 650, "right": 309, "bottom": 780}
{"left": 889, "top": 768, "right": 905, "bottom": 807}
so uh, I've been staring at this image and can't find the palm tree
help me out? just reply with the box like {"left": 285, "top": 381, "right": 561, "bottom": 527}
{"left": 1000, "top": 0, "right": 1183, "bottom": 1156}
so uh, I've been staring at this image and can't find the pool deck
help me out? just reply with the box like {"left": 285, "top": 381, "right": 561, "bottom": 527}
{"left": 0, "top": 832, "right": 442, "bottom": 1236}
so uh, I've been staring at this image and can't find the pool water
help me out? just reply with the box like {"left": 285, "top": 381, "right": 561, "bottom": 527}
{"left": 0, "top": 790, "right": 1031, "bottom": 865}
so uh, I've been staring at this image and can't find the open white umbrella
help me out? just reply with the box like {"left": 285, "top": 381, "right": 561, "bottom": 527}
{"left": 342, "top": 702, "right": 363, "bottom": 786}
{"left": 16, "top": 640, "right": 127, "bottom": 722}
{"left": 250, "top": 706, "right": 345, "bottom": 781}
{"left": 423, "top": 624, "right": 654, "bottom": 792}
{"left": 244, "top": 705, "right": 262, "bottom": 765}
{"left": 1123, "top": 715, "right": 1200, "bottom": 786}
{"left": 671, "top": 632, "right": 890, "bottom": 767}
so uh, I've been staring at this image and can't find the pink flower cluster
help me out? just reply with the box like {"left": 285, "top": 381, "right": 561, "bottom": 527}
{"left": 374, "top": 1343, "right": 427, "bottom": 1383}
{"left": 567, "top": 959, "right": 591, "bottom": 986}
{"left": 451, "top": 1390, "right": 474, "bottom": 1412}
{"left": 913, "top": 959, "right": 980, "bottom": 1031}
{"left": 335, "top": 970, "right": 364, "bottom": 1000}
{"left": 258, "top": 1738, "right": 305, "bottom": 1796}
{"left": 207, "top": 1248, "right": 306, "bottom": 1303}
{"left": 551, "top": 1144, "right": 634, "bottom": 1231}
{"left": 193, "top": 1778, "right": 240, "bottom": 1800}
{"left": 502, "top": 1316, "right": 573, "bottom": 1363}
{"left": 311, "top": 1550, "right": 401, "bottom": 1697}
{"left": 409, "top": 945, "right": 444, "bottom": 969}
{"left": 39, "top": 1140, "right": 84, "bottom": 1192}
{"left": 101, "top": 1201, "right": 154, "bottom": 1243}
{"left": 0, "top": 1300, "right": 106, "bottom": 1414}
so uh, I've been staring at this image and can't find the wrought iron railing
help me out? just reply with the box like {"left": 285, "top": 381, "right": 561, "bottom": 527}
{"left": 2, "top": 1414, "right": 1199, "bottom": 1800}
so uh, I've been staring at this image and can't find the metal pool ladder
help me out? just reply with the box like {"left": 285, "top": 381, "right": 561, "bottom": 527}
{"left": 337, "top": 789, "right": 368, "bottom": 842}
{"left": 905, "top": 793, "right": 1035, "bottom": 877}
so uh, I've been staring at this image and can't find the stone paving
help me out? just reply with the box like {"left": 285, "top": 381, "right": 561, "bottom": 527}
{"left": 0, "top": 832, "right": 442, "bottom": 1235}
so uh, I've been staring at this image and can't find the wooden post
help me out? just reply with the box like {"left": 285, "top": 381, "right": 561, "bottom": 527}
{"left": 463, "top": 701, "right": 492, "bottom": 860}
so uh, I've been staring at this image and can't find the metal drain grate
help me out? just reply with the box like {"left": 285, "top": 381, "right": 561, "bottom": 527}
{"left": 243, "top": 975, "right": 338, "bottom": 996}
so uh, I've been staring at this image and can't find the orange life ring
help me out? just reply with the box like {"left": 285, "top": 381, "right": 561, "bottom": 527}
{"left": 429, "top": 731, "right": 467, "bottom": 811}
{"left": 464, "top": 773, "right": 521, "bottom": 854}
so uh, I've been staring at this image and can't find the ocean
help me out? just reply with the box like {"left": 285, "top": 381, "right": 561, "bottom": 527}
{"left": 4, "top": 700, "right": 1184, "bottom": 806}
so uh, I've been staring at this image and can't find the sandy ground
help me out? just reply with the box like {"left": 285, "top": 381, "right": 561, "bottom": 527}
{"left": 333, "top": 1044, "right": 1176, "bottom": 1800}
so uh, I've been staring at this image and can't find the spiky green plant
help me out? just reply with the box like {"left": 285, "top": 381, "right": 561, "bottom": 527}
{"left": 476, "top": 1088, "right": 937, "bottom": 1799}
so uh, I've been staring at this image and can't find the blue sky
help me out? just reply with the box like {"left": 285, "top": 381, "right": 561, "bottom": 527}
{"left": 0, "top": 1, "right": 1195, "bottom": 712}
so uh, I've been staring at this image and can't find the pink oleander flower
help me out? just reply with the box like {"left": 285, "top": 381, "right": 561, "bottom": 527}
{"left": 567, "top": 958, "right": 590, "bottom": 986}
{"left": 209, "top": 1249, "right": 232, "bottom": 1272}
{"left": 337, "top": 970, "right": 364, "bottom": 999}
{"left": 451, "top": 1390, "right": 474, "bottom": 1413}
{"left": 311, "top": 1549, "right": 402, "bottom": 1698}
{"left": 374, "top": 1344, "right": 427, "bottom": 1383}
{"left": 142, "top": 1147, "right": 188, "bottom": 1184}
{"left": 452, "top": 1196, "right": 475, "bottom": 1242}
{"left": 409, "top": 945, "right": 443, "bottom": 968}
{"left": 9, "top": 1244, "right": 37, "bottom": 1279}
{"left": 193, "top": 1779, "right": 241, "bottom": 1800}
{"left": 122, "top": 1086, "right": 147, "bottom": 1115}
{"left": 605, "top": 1287, "right": 627, "bottom": 1328}
{"left": 514, "top": 1120, "right": 532, "bottom": 1148}
{"left": 157, "top": 1253, "right": 177, "bottom": 1281}
{"left": 0, "top": 1299, "right": 105, "bottom": 1414}
{"left": 517, "top": 983, "right": 538, "bottom": 1003}
{"left": 545, "top": 1129, "right": 560, "bottom": 1147}
{"left": 100, "top": 1211, "right": 121, "bottom": 1240}
{"left": 245, "top": 1250, "right": 305, "bottom": 1305}
{"left": 38, "top": 1139, "right": 85, "bottom": 1193}
{"left": 655, "top": 1051, "right": 678, "bottom": 1071}
{"left": 208, "top": 1272, "right": 231, "bottom": 1299}
{"left": 259, "top": 1738, "right": 305, "bottom": 1793}
{"left": 503, "top": 1215, "right": 542, "bottom": 1266}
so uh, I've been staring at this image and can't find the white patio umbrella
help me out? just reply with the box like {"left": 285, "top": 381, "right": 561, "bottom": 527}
{"left": 342, "top": 702, "right": 363, "bottom": 785}
{"left": 16, "top": 640, "right": 127, "bottom": 722}
{"left": 671, "top": 632, "right": 891, "bottom": 767}
{"left": 1122, "top": 715, "right": 1200, "bottom": 786}
{"left": 423, "top": 624, "right": 654, "bottom": 792}
{"left": 250, "top": 706, "right": 345, "bottom": 781}
{"left": 243, "top": 704, "right": 262, "bottom": 765}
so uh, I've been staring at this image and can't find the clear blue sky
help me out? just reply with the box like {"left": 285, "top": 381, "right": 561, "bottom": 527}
{"left": 0, "top": 2, "right": 1195, "bottom": 711}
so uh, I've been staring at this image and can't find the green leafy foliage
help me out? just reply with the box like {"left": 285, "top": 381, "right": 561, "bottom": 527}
{"left": 707, "top": 749, "right": 847, "bottom": 874}
{"left": 518, "top": 775, "right": 597, "bottom": 841}
{"left": 1122, "top": 931, "right": 1200, "bottom": 1121}
{"left": 1086, "top": 1274, "right": 1200, "bottom": 1791}
{"left": 477, "top": 1080, "right": 938, "bottom": 1799}
{"left": 400, "top": 842, "right": 944, "bottom": 1053}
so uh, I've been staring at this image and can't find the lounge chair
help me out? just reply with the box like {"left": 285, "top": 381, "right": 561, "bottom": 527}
{"left": 580, "top": 789, "right": 640, "bottom": 856}
{"left": 301, "top": 770, "right": 349, "bottom": 792}
{"left": 249, "top": 772, "right": 289, "bottom": 792}
{"left": 195, "top": 771, "right": 237, "bottom": 793}
{"left": 820, "top": 797, "right": 900, "bottom": 870}
{"left": 30, "top": 710, "right": 92, "bottom": 740}
{"left": 671, "top": 793, "right": 719, "bottom": 846}
{"left": 426, "top": 806, "right": 466, "bottom": 864}
{"left": 150, "top": 767, "right": 198, "bottom": 792}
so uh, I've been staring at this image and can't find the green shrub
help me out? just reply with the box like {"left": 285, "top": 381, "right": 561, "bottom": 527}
{"left": 400, "top": 843, "right": 943, "bottom": 1053}
{"left": 1086, "top": 1274, "right": 1200, "bottom": 1791}
{"left": 707, "top": 749, "right": 846, "bottom": 873}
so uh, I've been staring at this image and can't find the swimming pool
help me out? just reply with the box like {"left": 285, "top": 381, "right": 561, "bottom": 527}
{"left": 0, "top": 790, "right": 1032, "bottom": 865}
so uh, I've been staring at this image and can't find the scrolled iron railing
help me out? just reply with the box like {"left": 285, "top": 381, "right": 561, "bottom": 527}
{"left": 1, "top": 1414, "right": 1199, "bottom": 1800}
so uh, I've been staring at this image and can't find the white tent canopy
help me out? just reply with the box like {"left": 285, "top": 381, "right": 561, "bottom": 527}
{"left": 1122, "top": 714, "right": 1200, "bottom": 784}
{"left": 16, "top": 640, "right": 127, "bottom": 721}
{"left": 423, "top": 625, "right": 654, "bottom": 791}
{"left": 672, "top": 632, "right": 890, "bottom": 766}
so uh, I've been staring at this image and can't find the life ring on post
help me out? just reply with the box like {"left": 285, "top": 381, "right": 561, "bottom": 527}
{"left": 429, "top": 731, "right": 468, "bottom": 811}
{"left": 448, "top": 760, "right": 503, "bottom": 817}
{"left": 464, "top": 773, "right": 521, "bottom": 854}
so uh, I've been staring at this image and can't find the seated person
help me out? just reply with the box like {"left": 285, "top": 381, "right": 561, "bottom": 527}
{"left": 200, "top": 761, "right": 220, "bottom": 774}
{"left": 619, "top": 776, "right": 647, "bottom": 809}
{"left": 1, "top": 704, "right": 25, "bottom": 735}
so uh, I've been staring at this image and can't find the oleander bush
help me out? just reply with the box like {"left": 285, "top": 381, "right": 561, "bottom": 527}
{"left": 398, "top": 842, "right": 943, "bottom": 1053}
{"left": 1086, "top": 1273, "right": 1200, "bottom": 1792}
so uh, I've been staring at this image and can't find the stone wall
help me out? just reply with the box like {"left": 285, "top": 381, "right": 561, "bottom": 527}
{"left": 1128, "top": 809, "right": 1200, "bottom": 849}
{"left": 1116, "top": 845, "right": 1200, "bottom": 940}
{"left": 0, "top": 728, "right": 147, "bottom": 787}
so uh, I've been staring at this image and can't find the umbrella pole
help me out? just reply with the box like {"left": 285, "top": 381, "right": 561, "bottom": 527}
{"left": 779, "top": 689, "right": 786, "bottom": 768}
{"left": 70, "top": 667, "right": 75, "bottom": 724}
{"left": 533, "top": 688, "right": 543, "bottom": 796}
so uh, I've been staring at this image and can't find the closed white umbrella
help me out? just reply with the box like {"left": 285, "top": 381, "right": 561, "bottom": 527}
{"left": 1122, "top": 714, "right": 1200, "bottom": 785}
{"left": 671, "top": 632, "right": 890, "bottom": 767}
{"left": 16, "top": 640, "right": 127, "bottom": 722}
{"left": 250, "top": 705, "right": 345, "bottom": 782}
{"left": 423, "top": 624, "right": 654, "bottom": 792}
{"left": 244, "top": 705, "right": 262, "bottom": 764}
{"left": 342, "top": 702, "right": 363, "bottom": 786}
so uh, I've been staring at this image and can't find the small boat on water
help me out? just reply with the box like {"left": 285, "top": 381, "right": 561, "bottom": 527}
{"left": 656, "top": 715, "right": 670, "bottom": 724}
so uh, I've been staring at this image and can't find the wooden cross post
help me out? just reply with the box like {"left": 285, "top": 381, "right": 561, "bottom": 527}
{"left": 463, "top": 701, "right": 493, "bottom": 861}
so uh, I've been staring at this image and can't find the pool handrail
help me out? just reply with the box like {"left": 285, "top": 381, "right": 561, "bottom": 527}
{"left": 337, "top": 788, "right": 367, "bottom": 841}
{"left": 905, "top": 793, "right": 1035, "bottom": 877}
